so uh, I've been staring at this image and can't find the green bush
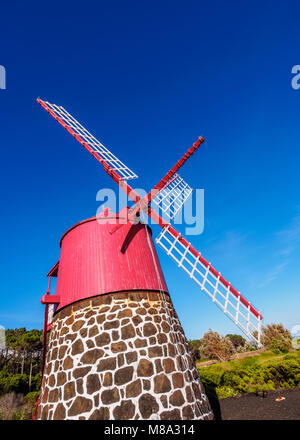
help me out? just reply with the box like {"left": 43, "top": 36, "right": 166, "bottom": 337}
{"left": 198, "top": 357, "right": 300, "bottom": 398}
{"left": 0, "top": 372, "right": 29, "bottom": 395}
{"left": 263, "top": 359, "right": 300, "bottom": 388}
{"left": 25, "top": 391, "right": 39, "bottom": 408}
{"left": 0, "top": 369, "right": 41, "bottom": 396}
{"left": 198, "top": 368, "right": 224, "bottom": 388}
{"left": 262, "top": 323, "right": 292, "bottom": 352}
{"left": 215, "top": 386, "right": 239, "bottom": 399}
{"left": 11, "top": 408, "right": 29, "bottom": 420}
{"left": 30, "top": 373, "right": 41, "bottom": 391}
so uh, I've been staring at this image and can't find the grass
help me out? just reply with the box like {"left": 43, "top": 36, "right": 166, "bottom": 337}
{"left": 0, "top": 392, "right": 34, "bottom": 420}
{"left": 198, "top": 349, "right": 299, "bottom": 370}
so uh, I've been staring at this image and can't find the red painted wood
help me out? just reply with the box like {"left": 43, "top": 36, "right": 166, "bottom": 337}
{"left": 47, "top": 261, "right": 59, "bottom": 277}
{"left": 54, "top": 211, "right": 168, "bottom": 311}
{"left": 41, "top": 295, "right": 60, "bottom": 304}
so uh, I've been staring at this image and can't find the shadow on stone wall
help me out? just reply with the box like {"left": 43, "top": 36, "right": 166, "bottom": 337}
{"left": 202, "top": 384, "right": 221, "bottom": 420}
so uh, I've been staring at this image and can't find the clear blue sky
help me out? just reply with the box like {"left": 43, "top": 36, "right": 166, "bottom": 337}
{"left": 1, "top": 0, "right": 300, "bottom": 340}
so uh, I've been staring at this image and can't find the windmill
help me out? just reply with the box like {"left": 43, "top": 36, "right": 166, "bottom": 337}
{"left": 35, "top": 98, "right": 263, "bottom": 420}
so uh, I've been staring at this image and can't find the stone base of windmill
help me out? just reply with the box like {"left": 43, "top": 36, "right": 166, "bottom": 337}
{"left": 37, "top": 291, "right": 213, "bottom": 420}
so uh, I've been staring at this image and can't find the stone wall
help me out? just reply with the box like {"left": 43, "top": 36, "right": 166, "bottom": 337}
{"left": 37, "top": 291, "right": 213, "bottom": 420}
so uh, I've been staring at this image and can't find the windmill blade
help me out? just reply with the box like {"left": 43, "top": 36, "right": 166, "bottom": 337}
{"left": 155, "top": 225, "right": 263, "bottom": 347}
{"left": 37, "top": 99, "right": 138, "bottom": 182}
{"left": 152, "top": 173, "right": 193, "bottom": 221}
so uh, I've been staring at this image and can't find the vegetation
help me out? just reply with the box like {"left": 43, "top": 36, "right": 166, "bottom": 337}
{"left": 225, "top": 334, "right": 246, "bottom": 350}
{"left": 189, "top": 339, "right": 203, "bottom": 361}
{"left": 189, "top": 331, "right": 255, "bottom": 362}
{"left": 0, "top": 328, "right": 42, "bottom": 419}
{"left": 0, "top": 392, "right": 34, "bottom": 420}
{"left": 224, "top": 334, "right": 253, "bottom": 353}
{"left": 190, "top": 324, "right": 294, "bottom": 362}
{"left": 1, "top": 328, "right": 42, "bottom": 378}
{"left": 0, "top": 368, "right": 41, "bottom": 396}
{"left": 260, "top": 323, "right": 293, "bottom": 353}
{"left": 198, "top": 350, "right": 300, "bottom": 399}
{"left": 191, "top": 324, "right": 299, "bottom": 400}
{"left": 201, "top": 330, "right": 235, "bottom": 362}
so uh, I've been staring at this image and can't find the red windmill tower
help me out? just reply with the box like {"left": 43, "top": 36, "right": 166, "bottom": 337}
{"left": 35, "top": 99, "right": 263, "bottom": 420}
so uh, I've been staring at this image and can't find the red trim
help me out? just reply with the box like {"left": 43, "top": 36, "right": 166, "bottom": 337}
{"left": 47, "top": 261, "right": 59, "bottom": 277}
{"left": 32, "top": 396, "right": 40, "bottom": 420}
{"left": 153, "top": 137, "right": 204, "bottom": 193}
{"left": 41, "top": 295, "right": 60, "bottom": 304}
{"left": 59, "top": 208, "right": 130, "bottom": 247}
{"left": 60, "top": 215, "right": 98, "bottom": 246}
{"left": 160, "top": 174, "right": 178, "bottom": 192}
{"left": 41, "top": 304, "right": 48, "bottom": 376}
{"left": 34, "top": 277, "right": 53, "bottom": 419}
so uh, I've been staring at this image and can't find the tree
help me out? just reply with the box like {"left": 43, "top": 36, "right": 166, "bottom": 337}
{"left": 188, "top": 340, "right": 202, "bottom": 361}
{"left": 225, "top": 334, "right": 246, "bottom": 350}
{"left": 237, "top": 340, "right": 253, "bottom": 353}
{"left": 1, "top": 328, "right": 42, "bottom": 386}
{"left": 261, "top": 323, "right": 292, "bottom": 352}
{"left": 201, "top": 330, "right": 235, "bottom": 362}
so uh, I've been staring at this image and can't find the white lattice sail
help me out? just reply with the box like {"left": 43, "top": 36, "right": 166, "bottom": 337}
{"left": 38, "top": 99, "right": 138, "bottom": 181}
{"left": 156, "top": 226, "right": 263, "bottom": 347}
{"left": 152, "top": 174, "right": 193, "bottom": 221}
